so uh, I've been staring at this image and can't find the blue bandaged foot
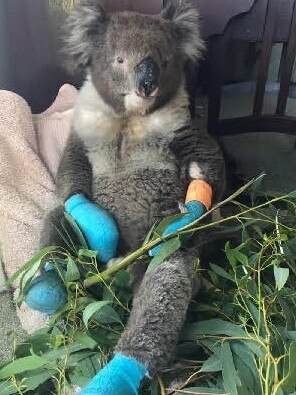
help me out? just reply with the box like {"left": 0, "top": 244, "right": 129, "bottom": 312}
{"left": 79, "top": 353, "right": 148, "bottom": 395}
{"left": 65, "top": 194, "right": 119, "bottom": 264}
{"left": 25, "top": 270, "right": 67, "bottom": 315}
{"left": 150, "top": 201, "right": 206, "bottom": 257}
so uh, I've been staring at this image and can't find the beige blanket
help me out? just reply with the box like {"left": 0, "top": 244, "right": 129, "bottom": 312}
{"left": 0, "top": 84, "right": 79, "bottom": 357}
{"left": 0, "top": 85, "right": 77, "bottom": 283}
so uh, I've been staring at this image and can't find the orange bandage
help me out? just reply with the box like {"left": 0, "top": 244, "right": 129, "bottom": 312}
{"left": 185, "top": 180, "right": 213, "bottom": 210}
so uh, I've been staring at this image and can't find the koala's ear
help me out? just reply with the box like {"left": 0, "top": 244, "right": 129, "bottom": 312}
{"left": 161, "top": 0, "right": 204, "bottom": 62}
{"left": 63, "top": 0, "right": 109, "bottom": 73}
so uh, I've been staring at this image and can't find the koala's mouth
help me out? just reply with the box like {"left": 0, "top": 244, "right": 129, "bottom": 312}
{"left": 136, "top": 87, "right": 159, "bottom": 98}
{"left": 121, "top": 88, "right": 159, "bottom": 100}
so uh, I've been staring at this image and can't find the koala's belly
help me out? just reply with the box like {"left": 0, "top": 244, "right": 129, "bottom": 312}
{"left": 92, "top": 169, "right": 186, "bottom": 252}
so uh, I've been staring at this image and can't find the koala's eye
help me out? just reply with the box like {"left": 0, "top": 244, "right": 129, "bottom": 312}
{"left": 117, "top": 57, "right": 124, "bottom": 64}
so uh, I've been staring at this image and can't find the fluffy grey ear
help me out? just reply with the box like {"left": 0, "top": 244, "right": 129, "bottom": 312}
{"left": 162, "top": 0, "right": 204, "bottom": 62}
{"left": 63, "top": 0, "right": 108, "bottom": 72}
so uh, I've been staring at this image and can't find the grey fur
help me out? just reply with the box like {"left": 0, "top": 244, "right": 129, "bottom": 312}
{"left": 41, "top": 0, "right": 225, "bottom": 378}
{"left": 162, "top": 0, "right": 205, "bottom": 62}
{"left": 63, "top": 0, "right": 108, "bottom": 72}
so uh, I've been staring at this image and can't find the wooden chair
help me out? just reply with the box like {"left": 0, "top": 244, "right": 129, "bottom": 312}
{"left": 204, "top": 0, "right": 296, "bottom": 137}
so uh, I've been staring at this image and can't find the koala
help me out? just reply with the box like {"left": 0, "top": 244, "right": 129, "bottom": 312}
{"left": 40, "top": 0, "right": 225, "bottom": 380}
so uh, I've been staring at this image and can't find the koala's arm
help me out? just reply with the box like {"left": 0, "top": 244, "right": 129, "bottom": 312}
{"left": 55, "top": 131, "right": 92, "bottom": 202}
{"left": 170, "top": 126, "right": 226, "bottom": 202}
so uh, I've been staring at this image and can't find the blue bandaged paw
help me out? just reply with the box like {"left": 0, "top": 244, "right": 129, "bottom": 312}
{"left": 149, "top": 201, "right": 206, "bottom": 257}
{"left": 25, "top": 270, "right": 67, "bottom": 315}
{"left": 79, "top": 353, "right": 148, "bottom": 395}
{"left": 65, "top": 194, "right": 119, "bottom": 264}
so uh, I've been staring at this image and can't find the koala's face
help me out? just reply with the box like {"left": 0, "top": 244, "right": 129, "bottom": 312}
{"left": 65, "top": 0, "right": 203, "bottom": 115}
{"left": 91, "top": 13, "right": 182, "bottom": 115}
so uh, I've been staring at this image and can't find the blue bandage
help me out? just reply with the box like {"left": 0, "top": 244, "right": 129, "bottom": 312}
{"left": 150, "top": 201, "right": 206, "bottom": 257}
{"left": 79, "top": 353, "right": 148, "bottom": 395}
{"left": 65, "top": 194, "right": 119, "bottom": 264}
{"left": 25, "top": 271, "right": 67, "bottom": 315}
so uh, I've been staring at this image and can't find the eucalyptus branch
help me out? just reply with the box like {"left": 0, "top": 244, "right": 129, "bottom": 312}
{"left": 84, "top": 176, "right": 276, "bottom": 287}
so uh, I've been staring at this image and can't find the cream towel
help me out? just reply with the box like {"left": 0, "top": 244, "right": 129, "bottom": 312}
{"left": 0, "top": 84, "right": 77, "bottom": 332}
{"left": 0, "top": 84, "right": 77, "bottom": 279}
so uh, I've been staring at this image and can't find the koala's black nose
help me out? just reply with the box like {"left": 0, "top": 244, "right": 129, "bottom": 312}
{"left": 135, "top": 57, "right": 159, "bottom": 97}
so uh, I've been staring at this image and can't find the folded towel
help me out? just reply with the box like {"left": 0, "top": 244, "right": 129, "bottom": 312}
{"left": 0, "top": 84, "right": 77, "bottom": 334}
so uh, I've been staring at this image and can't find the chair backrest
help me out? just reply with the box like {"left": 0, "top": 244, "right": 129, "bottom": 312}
{"left": 206, "top": 0, "right": 296, "bottom": 136}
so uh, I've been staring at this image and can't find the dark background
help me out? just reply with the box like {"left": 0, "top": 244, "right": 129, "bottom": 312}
{"left": 0, "top": 0, "right": 255, "bottom": 112}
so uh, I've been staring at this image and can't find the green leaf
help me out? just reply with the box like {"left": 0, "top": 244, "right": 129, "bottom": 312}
{"left": 68, "top": 351, "right": 97, "bottom": 365}
{"left": 225, "top": 242, "right": 237, "bottom": 268}
{"left": 0, "top": 381, "right": 17, "bottom": 395}
{"left": 142, "top": 221, "right": 158, "bottom": 246}
{"left": 153, "top": 213, "right": 185, "bottom": 239}
{"left": 274, "top": 266, "right": 289, "bottom": 290}
{"left": 234, "top": 355, "right": 256, "bottom": 395}
{"left": 15, "top": 334, "right": 52, "bottom": 358}
{"left": 200, "top": 354, "right": 222, "bottom": 373}
{"left": 93, "top": 305, "right": 122, "bottom": 325}
{"left": 0, "top": 356, "right": 52, "bottom": 379}
{"left": 231, "top": 341, "right": 258, "bottom": 378}
{"left": 82, "top": 301, "right": 112, "bottom": 328}
{"left": 8, "top": 246, "right": 59, "bottom": 285}
{"left": 64, "top": 212, "right": 89, "bottom": 249}
{"left": 245, "top": 300, "right": 266, "bottom": 336}
{"left": 232, "top": 249, "right": 249, "bottom": 266}
{"left": 183, "top": 388, "right": 225, "bottom": 394}
{"left": 282, "top": 341, "right": 296, "bottom": 392}
{"left": 286, "top": 331, "right": 296, "bottom": 341}
{"left": 146, "top": 237, "right": 181, "bottom": 273}
{"left": 73, "top": 332, "right": 97, "bottom": 350}
{"left": 19, "top": 369, "right": 56, "bottom": 393}
{"left": 210, "top": 263, "right": 235, "bottom": 283}
{"left": 221, "top": 341, "right": 240, "bottom": 395}
{"left": 182, "top": 319, "right": 247, "bottom": 340}
{"left": 278, "top": 295, "right": 296, "bottom": 330}
{"left": 232, "top": 342, "right": 260, "bottom": 394}
{"left": 49, "top": 296, "right": 94, "bottom": 326}
{"left": 18, "top": 260, "right": 44, "bottom": 304}
{"left": 66, "top": 257, "right": 80, "bottom": 282}
{"left": 78, "top": 249, "right": 98, "bottom": 259}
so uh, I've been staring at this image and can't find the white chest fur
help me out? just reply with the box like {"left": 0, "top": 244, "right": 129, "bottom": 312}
{"left": 72, "top": 79, "right": 190, "bottom": 175}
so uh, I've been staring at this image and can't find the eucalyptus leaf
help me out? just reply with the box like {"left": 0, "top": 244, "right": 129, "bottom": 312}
{"left": 152, "top": 212, "right": 185, "bottom": 239}
{"left": 8, "top": 246, "right": 59, "bottom": 285}
{"left": 93, "top": 305, "right": 122, "bottom": 325}
{"left": 146, "top": 237, "right": 181, "bottom": 273}
{"left": 0, "top": 381, "right": 17, "bottom": 395}
{"left": 184, "top": 388, "right": 225, "bottom": 394}
{"left": 73, "top": 332, "right": 97, "bottom": 350}
{"left": 200, "top": 354, "right": 222, "bottom": 373}
{"left": 78, "top": 249, "right": 98, "bottom": 259}
{"left": 66, "top": 257, "right": 81, "bottom": 282}
{"left": 274, "top": 266, "right": 290, "bottom": 290}
{"left": 18, "top": 369, "right": 56, "bottom": 393}
{"left": 182, "top": 319, "right": 247, "bottom": 340}
{"left": 0, "top": 356, "right": 53, "bottom": 380}
{"left": 82, "top": 301, "right": 112, "bottom": 327}
{"left": 282, "top": 341, "right": 296, "bottom": 393}
{"left": 221, "top": 342, "right": 240, "bottom": 395}
{"left": 64, "top": 212, "right": 89, "bottom": 249}
{"left": 210, "top": 263, "right": 235, "bottom": 283}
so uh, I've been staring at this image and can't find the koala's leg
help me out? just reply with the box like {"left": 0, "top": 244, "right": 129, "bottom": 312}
{"left": 39, "top": 206, "right": 66, "bottom": 249}
{"left": 115, "top": 251, "right": 195, "bottom": 376}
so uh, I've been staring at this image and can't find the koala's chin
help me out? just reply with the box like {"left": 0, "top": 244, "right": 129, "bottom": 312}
{"left": 124, "top": 92, "right": 157, "bottom": 116}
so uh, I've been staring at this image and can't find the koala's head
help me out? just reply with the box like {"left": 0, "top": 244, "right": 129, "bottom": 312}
{"left": 64, "top": 0, "right": 203, "bottom": 115}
